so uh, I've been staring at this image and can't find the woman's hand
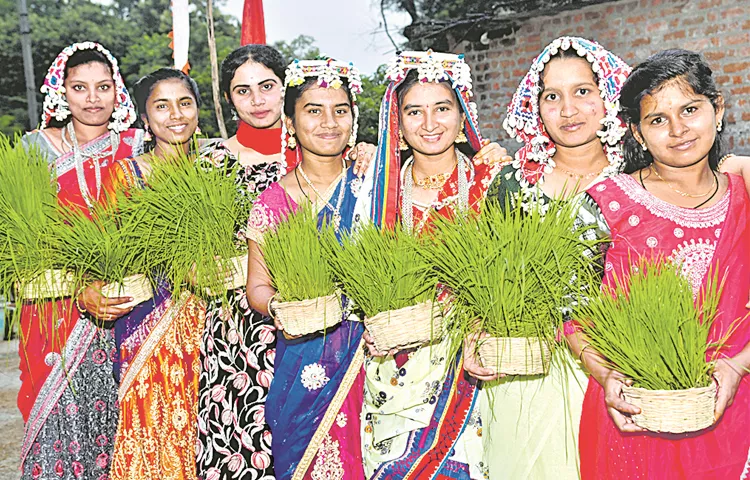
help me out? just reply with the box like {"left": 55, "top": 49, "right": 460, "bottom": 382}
{"left": 599, "top": 369, "right": 644, "bottom": 432}
{"left": 473, "top": 139, "right": 513, "bottom": 166}
{"left": 463, "top": 332, "right": 503, "bottom": 382}
{"left": 348, "top": 142, "right": 377, "bottom": 177}
{"left": 363, "top": 329, "right": 397, "bottom": 357}
{"left": 713, "top": 357, "right": 745, "bottom": 421}
{"left": 77, "top": 281, "right": 134, "bottom": 321}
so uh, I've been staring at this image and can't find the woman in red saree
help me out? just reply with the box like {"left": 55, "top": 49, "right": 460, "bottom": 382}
{"left": 576, "top": 49, "right": 750, "bottom": 479}
{"left": 18, "top": 42, "right": 143, "bottom": 479}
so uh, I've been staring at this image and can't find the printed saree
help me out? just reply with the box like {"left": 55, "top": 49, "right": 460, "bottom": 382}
{"left": 19, "top": 128, "right": 144, "bottom": 479}
{"left": 246, "top": 165, "right": 368, "bottom": 480}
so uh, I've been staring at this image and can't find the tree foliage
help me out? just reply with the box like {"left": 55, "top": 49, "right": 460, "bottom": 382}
{"left": 0, "top": 1, "right": 385, "bottom": 143}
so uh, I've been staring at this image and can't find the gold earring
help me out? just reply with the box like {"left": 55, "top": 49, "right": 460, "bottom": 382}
{"left": 455, "top": 130, "right": 468, "bottom": 144}
{"left": 641, "top": 142, "right": 648, "bottom": 152}
{"left": 717, "top": 120, "right": 723, "bottom": 132}
{"left": 288, "top": 130, "right": 297, "bottom": 149}
{"left": 398, "top": 130, "right": 409, "bottom": 151}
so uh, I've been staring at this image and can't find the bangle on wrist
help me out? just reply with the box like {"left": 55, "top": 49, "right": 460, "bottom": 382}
{"left": 578, "top": 343, "right": 592, "bottom": 364}
{"left": 267, "top": 293, "right": 277, "bottom": 319}
{"left": 74, "top": 293, "right": 86, "bottom": 315}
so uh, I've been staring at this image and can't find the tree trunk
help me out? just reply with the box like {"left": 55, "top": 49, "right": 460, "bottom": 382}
{"left": 206, "top": 0, "right": 228, "bottom": 139}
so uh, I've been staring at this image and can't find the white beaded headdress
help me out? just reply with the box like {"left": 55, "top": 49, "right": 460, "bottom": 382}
{"left": 280, "top": 58, "right": 364, "bottom": 162}
{"left": 503, "top": 37, "right": 631, "bottom": 186}
{"left": 40, "top": 41, "right": 136, "bottom": 132}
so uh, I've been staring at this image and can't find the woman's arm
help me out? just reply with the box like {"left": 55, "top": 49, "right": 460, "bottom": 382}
{"left": 566, "top": 330, "right": 644, "bottom": 432}
{"left": 246, "top": 239, "right": 275, "bottom": 317}
{"left": 719, "top": 154, "right": 750, "bottom": 197}
{"left": 713, "top": 342, "right": 750, "bottom": 420}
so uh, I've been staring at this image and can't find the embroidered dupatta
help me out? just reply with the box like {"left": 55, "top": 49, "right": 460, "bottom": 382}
{"left": 247, "top": 165, "right": 367, "bottom": 480}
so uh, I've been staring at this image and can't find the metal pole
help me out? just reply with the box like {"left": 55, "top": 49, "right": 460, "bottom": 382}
{"left": 18, "top": 0, "right": 38, "bottom": 129}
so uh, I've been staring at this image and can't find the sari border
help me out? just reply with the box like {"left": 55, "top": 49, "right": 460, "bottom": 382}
{"left": 117, "top": 293, "right": 187, "bottom": 401}
{"left": 292, "top": 338, "right": 365, "bottom": 480}
{"left": 20, "top": 316, "right": 98, "bottom": 465}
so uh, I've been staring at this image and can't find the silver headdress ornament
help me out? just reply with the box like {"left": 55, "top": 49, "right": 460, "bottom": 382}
{"left": 281, "top": 58, "right": 364, "bottom": 153}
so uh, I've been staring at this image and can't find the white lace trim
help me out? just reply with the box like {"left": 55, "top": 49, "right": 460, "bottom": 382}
{"left": 612, "top": 174, "right": 729, "bottom": 229}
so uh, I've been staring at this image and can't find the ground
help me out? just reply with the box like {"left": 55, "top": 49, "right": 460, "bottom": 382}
{"left": 0, "top": 340, "right": 24, "bottom": 478}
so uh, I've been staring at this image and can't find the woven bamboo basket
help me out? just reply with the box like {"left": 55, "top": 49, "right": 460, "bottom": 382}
{"left": 205, "top": 254, "right": 249, "bottom": 296}
{"left": 478, "top": 336, "right": 552, "bottom": 375}
{"left": 223, "top": 254, "right": 248, "bottom": 290}
{"left": 621, "top": 383, "right": 716, "bottom": 433}
{"left": 364, "top": 300, "right": 444, "bottom": 352}
{"left": 272, "top": 294, "right": 343, "bottom": 337}
{"left": 20, "top": 269, "right": 75, "bottom": 300}
{"left": 100, "top": 274, "right": 154, "bottom": 309}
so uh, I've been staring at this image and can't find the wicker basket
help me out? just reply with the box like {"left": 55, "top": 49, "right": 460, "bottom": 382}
{"left": 223, "top": 254, "right": 248, "bottom": 290}
{"left": 100, "top": 274, "right": 154, "bottom": 309}
{"left": 272, "top": 294, "right": 343, "bottom": 337}
{"left": 205, "top": 254, "right": 248, "bottom": 296}
{"left": 364, "top": 300, "right": 444, "bottom": 352}
{"left": 20, "top": 269, "right": 75, "bottom": 300}
{"left": 478, "top": 336, "right": 552, "bottom": 375}
{"left": 621, "top": 383, "right": 717, "bottom": 434}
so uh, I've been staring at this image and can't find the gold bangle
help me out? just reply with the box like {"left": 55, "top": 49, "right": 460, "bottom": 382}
{"left": 578, "top": 343, "right": 592, "bottom": 364}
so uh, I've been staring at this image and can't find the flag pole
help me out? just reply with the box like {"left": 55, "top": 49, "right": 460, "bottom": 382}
{"left": 206, "top": 0, "right": 228, "bottom": 138}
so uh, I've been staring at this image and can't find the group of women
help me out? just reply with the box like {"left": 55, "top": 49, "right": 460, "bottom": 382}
{"left": 15, "top": 33, "right": 750, "bottom": 480}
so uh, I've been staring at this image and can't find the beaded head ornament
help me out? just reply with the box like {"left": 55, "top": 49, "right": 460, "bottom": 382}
{"left": 370, "top": 50, "right": 484, "bottom": 228}
{"left": 504, "top": 37, "right": 631, "bottom": 186}
{"left": 280, "top": 57, "right": 363, "bottom": 169}
{"left": 40, "top": 41, "right": 136, "bottom": 132}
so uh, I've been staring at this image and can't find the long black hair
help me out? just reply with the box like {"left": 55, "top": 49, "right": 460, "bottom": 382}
{"left": 220, "top": 45, "right": 286, "bottom": 112}
{"left": 620, "top": 49, "right": 725, "bottom": 173}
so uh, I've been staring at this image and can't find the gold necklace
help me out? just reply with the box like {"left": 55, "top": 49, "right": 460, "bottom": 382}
{"left": 649, "top": 165, "right": 717, "bottom": 198}
{"left": 554, "top": 164, "right": 604, "bottom": 180}
{"left": 412, "top": 167, "right": 455, "bottom": 190}
{"left": 297, "top": 158, "right": 347, "bottom": 231}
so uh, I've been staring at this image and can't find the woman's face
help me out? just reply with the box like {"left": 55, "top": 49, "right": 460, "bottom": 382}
{"left": 634, "top": 78, "right": 723, "bottom": 169}
{"left": 229, "top": 61, "right": 283, "bottom": 129}
{"left": 399, "top": 82, "right": 463, "bottom": 157}
{"left": 143, "top": 78, "right": 199, "bottom": 146}
{"left": 64, "top": 61, "right": 116, "bottom": 128}
{"left": 539, "top": 57, "right": 606, "bottom": 149}
{"left": 287, "top": 85, "right": 352, "bottom": 157}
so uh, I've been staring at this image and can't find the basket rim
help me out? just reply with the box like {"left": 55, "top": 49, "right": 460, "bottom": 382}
{"left": 621, "top": 383, "right": 717, "bottom": 395}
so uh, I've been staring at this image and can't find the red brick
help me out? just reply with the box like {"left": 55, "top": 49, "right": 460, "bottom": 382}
{"left": 721, "top": 7, "right": 745, "bottom": 19}
{"left": 724, "top": 62, "right": 750, "bottom": 74}
{"left": 682, "top": 16, "right": 705, "bottom": 26}
{"left": 664, "top": 30, "right": 686, "bottom": 40}
{"left": 632, "top": 37, "right": 651, "bottom": 47}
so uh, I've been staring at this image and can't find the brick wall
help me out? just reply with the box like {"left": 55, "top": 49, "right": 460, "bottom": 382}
{"left": 458, "top": 0, "right": 750, "bottom": 155}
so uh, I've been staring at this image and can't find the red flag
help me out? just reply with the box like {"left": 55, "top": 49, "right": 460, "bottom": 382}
{"left": 241, "top": 0, "right": 266, "bottom": 45}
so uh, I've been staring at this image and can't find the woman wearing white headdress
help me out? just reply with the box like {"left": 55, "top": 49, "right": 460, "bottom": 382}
{"left": 18, "top": 41, "right": 144, "bottom": 479}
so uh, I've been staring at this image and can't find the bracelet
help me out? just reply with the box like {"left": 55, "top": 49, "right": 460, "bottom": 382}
{"left": 267, "top": 293, "right": 277, "bottom": 319}
{"left": 578, "top": 343, "right": 592, "bottom": 364}
{"left": 74, "top": 294, "right": 87, "bottom": 315}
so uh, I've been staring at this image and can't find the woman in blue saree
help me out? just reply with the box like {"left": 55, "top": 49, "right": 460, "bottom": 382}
{"left": 245, "top": 58, "right": 372, "bottom": 480}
